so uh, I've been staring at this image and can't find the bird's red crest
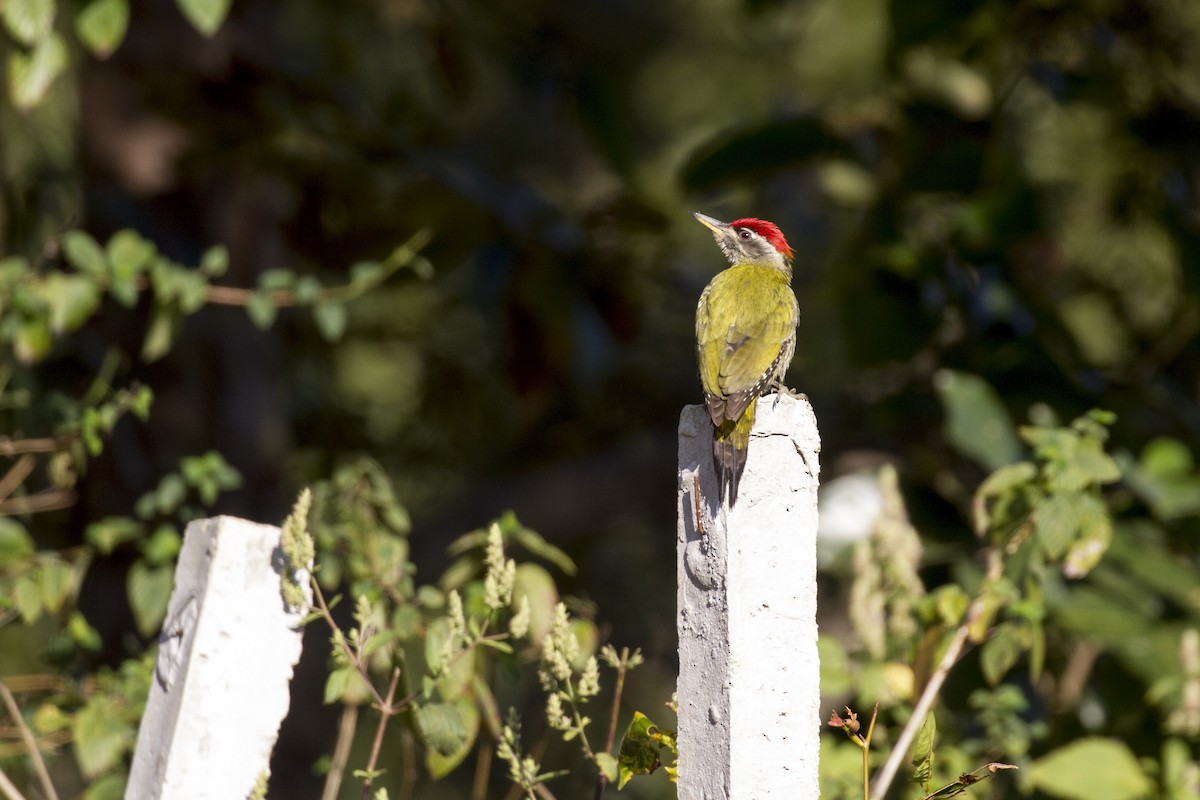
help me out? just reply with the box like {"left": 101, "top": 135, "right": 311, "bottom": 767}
{"left": 730, "top": 218, "right": 794, "bottom": 261}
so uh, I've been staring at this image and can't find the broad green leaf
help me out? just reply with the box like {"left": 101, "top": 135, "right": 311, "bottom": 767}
{"left": 175, "top": 0, "right": 231, "bottom": 36}
{"left": 980, "top": 622, "right": 1023, "bottom": 685}
{"left": 313, "top": 302, "right": 347, "bottom": 342}
{"left": 0, "top": 518, "right": 35, "bottom": 565}
{"left": 1062, "top": 495, "right": 1112, "bottom": 578}
{"left": 62, "top": 230, "right": 108, "bottom": 274}
{"left": 43, "top": 274, "right": 101, "bottom": 333}
{"left": 934, "top": 370, "right": 1022, "bottom": 471}
{"left": 73, "top": 696, "right": 134, "bottom": 778}
{"left": 10, "top": 36, "right": 65, "bottom": 110}
{"left": 977, "top": 461, "right": 1037, "bottom": 499}
{"left": 38, "top": 555, "right": 74, "bottom": 612}
{"left": 595, "top": 752, "right": 618, "bottom": 784}
{"left": 154, "top": 473, "right": 187, "bottom": 515}
{"left": 1028, "top": 738, "right": 1153, "bottom": 800}
{"left": 617, "top": 711, "right": 665, "bottom": 788}
{"left": 86, "top": 517, "right": 144, "bottom": 554}
{"left": 127, "top": 560, "right": 173, "bottom": 637}
{"left": 416, "top": 700, "right": 475, "bottom": 759}
{"left": 424, "top": 698, "right": 479, "bottom": 778}
{"left": 1035, "top": 491, "right": 1079, "bottom": 559}
{"left": 2, "top": 0, "right": 55, "bottom": 44}
{"left": 75, "top": 0, "right": 128, "bottom": 57}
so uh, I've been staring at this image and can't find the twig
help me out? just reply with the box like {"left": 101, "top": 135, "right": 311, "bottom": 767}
{"left": 0, "top": 489, "right": 76, "bottom": 516}
{"left": 0, "top": 437, "right": 69, "bottom": 456}
{"left": 0, "top": 765, "right": 29, "bottom": 800}
{"left": 871, "top": 552, "right": 1004, "bottom": 800}
{"left": 0, "top": 456, "right": 35, "bottom": 503}
{"left": 321, "top": 703, "right": 360, "bottom": 800}
{"left": 398, "top": 729, "right": 418, "bottom": 800}
{"left": 593, "top": 648, "right": 632, "bottom": 800}
{"left": 471, "top": 739, "right": 493, "bottom": 800}
{"left": 0, "top": 678, "right": 60, "bottom": 800}
{"left": 360, "top": 667, "right": 401, "bottom": 800}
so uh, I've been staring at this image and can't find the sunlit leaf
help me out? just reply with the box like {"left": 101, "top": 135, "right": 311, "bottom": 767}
{"left": 73, "top": 695, "right": 134, "bottom": 778}
{"left": 127, "top": 560, "right": 173, "bottom": 637}
{"left": 175, "top": 0, "right": 231, "bottom": 36}
{"left": 76, "top": 0, "right": 129, "bottom": 57}
{"left": 1028, "top": 738, "right": 1152, "bottom": 800}
{"left": 934, "top": 370, "right": 1022, "bottom": 471}
{"left": 2, "top": 0, "right": 55, "bottom": 45}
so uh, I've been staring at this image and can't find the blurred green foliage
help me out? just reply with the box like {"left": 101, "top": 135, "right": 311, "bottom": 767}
{"left": 2, "top": 0, "right": 1200, "bottom": 796}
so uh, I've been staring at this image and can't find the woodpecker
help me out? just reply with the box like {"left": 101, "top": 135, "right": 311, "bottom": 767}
{"left": 693, "top": 212, "right": 799, "bottom": 504}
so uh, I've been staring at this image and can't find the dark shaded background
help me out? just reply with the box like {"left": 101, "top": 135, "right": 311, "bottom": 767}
{"left": 5, "top": 0, "right": 1200, "bottom": 797}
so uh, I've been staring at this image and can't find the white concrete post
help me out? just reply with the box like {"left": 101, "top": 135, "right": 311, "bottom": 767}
{"left": 677, "top": 393, "right": 822, "bottom": 799}
{"left": 127, "top": 516, "right": 309, "bottom": 800}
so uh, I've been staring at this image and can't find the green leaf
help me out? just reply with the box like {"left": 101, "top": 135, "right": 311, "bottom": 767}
{"left": 75, "top": 0, "right": 128, "bottom": 57}
{"left": 154, "top": 473, "right": 187, "bottom": 515}
{"left": 14, "top": 314, "right": 52, "bottom": 363}
{"left": 910, "top": 711, "right": 936, "bottom": 791}
{"left": 63, "top": 230, "right": 109, "bottom": 275}
{"left": 0, "top": 518, "right": 35, "bottom": 566}
{"left": 617, "top": 711, "right": 666, "bottom": 788}
{"left": 1028, "top": 738, "right": 1153, "bottom": 800}
{"left": 73, "top": 695, "right": 134, "bottom": 778}
{"left": 38, "top": 555, "right": 74, "bottom": 612}
{"left": 141, "top": 307, "right": 176, "bottom": 362}
{"left": 82, "top": 774, "right": 127, "bottom": 800}
{"left": 199, "top": 244, "right": 229, "bottom": 278}
{"left": 512, "top": 563, "right": 559, "bottom": 645}
{"left": 175, "top": 0, "right": 231, "bottom": 36}
{"left": 2, "top": 0, "right": 55, "bottom": 44}
{"left": 257, "top": 268, "right": 294, "bottom": 291}
{"left": 86, "top": 516, "right": 142, "bottom": 557}
{"left": 127, "top": 560, "right": 173, "bottom": 637}
{"left": 246, "top": 291, "right": 277, "bottom": 329}
{"left": 934, "top": 370, "right": 1022, "bottom": 471}
{"left": 33, "top": 702, "right": 71, "bottom": 733}
{"left": 424, "top": 698, "right": 479, "bottom": 778}
{"left": 68, "top": 611, "right": 103, "bottom": 650}
{"left": 1035, "top": 491, "right": 1080, "bottom": 559}
{"left": 818, "top": 634, "right": 854, "bottom": 696}
{"left": 980, "top": 622, "right": 1023, "bottom": 685}
{"left": 44, "top": 274, "right": 101, "bottom": 333}
{"left": 595, "top": 752, "right": 618, "bottom": 784}
{"left": 416, "top": 700, "right": 477, "bottom": 766}
{"left": 142, "top": 525, "right": 181, "bottom": 566}
{"left": 14, "top": 575, "right": 43, "bottom": 623}
{"left": 106, "top": 229, "right": 155, "bottom": 275}
{"left": 313, "top": 302, "right": 347, "bottom": 342}
{"left": 323, "top": 666, "right": 353, "bottom": 704}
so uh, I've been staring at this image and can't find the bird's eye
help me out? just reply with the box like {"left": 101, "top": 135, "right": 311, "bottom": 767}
{"left": 738, "top": 229, "right": 752, "bottom": 240}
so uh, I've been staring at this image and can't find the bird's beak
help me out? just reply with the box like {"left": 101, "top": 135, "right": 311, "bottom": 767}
{"left": 692, "top": 212, "right": 729, "bottom": 236}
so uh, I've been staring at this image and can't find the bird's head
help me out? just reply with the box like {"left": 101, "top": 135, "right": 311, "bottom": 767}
{"left": 692, "top": 212, "right": 794, "bottom": 273}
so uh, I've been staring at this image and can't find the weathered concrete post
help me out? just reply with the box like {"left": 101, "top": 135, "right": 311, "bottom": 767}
{"left": 127, "top": 516, "right": 308, "bottom": 800}
{"left": 677, "top": 393, "right": 822, "bottom": 799}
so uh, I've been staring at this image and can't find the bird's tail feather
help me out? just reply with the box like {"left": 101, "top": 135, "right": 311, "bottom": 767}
{"left": 713, "top": 398, "right": 755, "bottom": 505}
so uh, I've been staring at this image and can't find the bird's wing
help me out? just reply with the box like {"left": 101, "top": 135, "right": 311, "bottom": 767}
{"left": 698, "top": 267, "right": 798, "bottom": 423}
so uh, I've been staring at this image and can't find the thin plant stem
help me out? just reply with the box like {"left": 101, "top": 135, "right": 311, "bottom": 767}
{"left": 0, "top": 766, "right": 29, "bottom": 800}
{"left": 593, "top": 648, "right": 632, "bottom": 800}
{"left": 471, "top": 739, "right": 493, "bottom": 800}
{"left": 0, "top": 678, "right": 59, "bottom": 800}
{"left": 360, "top": 668, "right": 401, "bottom": 800}
{"left": 321, "top": 703, "right": 360, "bottom": 800}
{"left": 871, "top": 552, "right": 1003, "bottom": 800}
